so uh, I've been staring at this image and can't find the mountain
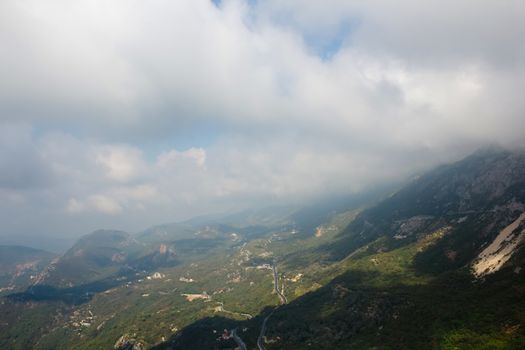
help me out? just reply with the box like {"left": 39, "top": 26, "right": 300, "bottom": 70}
{"left": 183, "top": 205, "right": 299, "bottom": 228}
{"left": 34, "top": 230, "right": 145, "bottom": 288}
{"left": 244, "top": 148, "right": 525, "bottom": 349}
{"left": 137, "top": 223, "right": 197, "bottom": 243}
{"left": 162, "top": 148, "right": 525, "bottom": 349}
{"left": 34, "top": 209, "right": 294, "bottom": 290}
{"left": 138, "top": 205, "right": 300, "bottom": 246}
{"left": 2, "top": 148, "right": 525, "bottom": 350}
{"left": 325, "top": 148, "right": 525, "bottom": 269}
{"left": 0, "top": 245, "right": 56, "bottom": 295}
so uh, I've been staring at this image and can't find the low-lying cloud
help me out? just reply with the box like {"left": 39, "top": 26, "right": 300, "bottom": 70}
{"left": 0, "top": 0, "right": 524, "bottom": 243}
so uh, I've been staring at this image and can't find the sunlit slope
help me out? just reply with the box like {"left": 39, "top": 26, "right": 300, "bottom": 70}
{"left": 0, "top": 245, "right": 56, "bottom": 295}
{"left": 2, "top": 149, "right": 525, "bottom": 349}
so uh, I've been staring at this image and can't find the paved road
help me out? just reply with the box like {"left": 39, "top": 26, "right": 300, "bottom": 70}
{"left": 230, "top": 328, "right": 247, "bottom": 350}
{"left": 257, "top": 309, "right": 275, "bottom": 350}
{"left": 258, "top": 264, "right": 287, "bottom": 350}
{"left": 272, "top": 265, "right": 287, "bottom": 305}
{"left": 216, "top": 302, "right": 253, "bottom": 319}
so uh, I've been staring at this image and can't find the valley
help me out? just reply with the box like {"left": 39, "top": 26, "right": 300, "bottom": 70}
{"left": 2, "top": 0, "right": 524, "bottom": 348}
{"left": 2, "top": 149, "right": 525, "bottom": 349}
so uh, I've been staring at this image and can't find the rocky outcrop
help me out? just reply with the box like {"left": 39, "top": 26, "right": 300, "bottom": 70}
{"left": 114, "top": 334, "right": 145, "bottom": 350}
{"left": 472, "top": 212, "right": 525, "bottom": 277}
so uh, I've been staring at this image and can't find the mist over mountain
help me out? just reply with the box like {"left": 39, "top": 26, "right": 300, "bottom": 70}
{"left": 1, "top": 0, "right": 525, "bottom": 245}
{"left": 2, "top": 1, "right": 525, "bottom": 349}
{"left": 2, "top": 148, "right": 525, "bottom": 349}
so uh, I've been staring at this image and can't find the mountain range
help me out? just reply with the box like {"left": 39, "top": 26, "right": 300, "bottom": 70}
{"left": 1, "top": 148, "right": 525, "bottom": 349}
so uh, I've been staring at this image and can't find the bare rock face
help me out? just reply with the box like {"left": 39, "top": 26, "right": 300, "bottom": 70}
{"left": 472, "top": 212, "right": 525, "bottom": 277}
{"left": 334, "top": 148, "right": 525, "bottom": 274}
{"left": 114, "top": 334, "right": 145, "bottom": 350}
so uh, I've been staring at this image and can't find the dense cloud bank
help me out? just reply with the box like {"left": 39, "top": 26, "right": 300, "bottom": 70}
{"left": 1, "top": 0, "right": 524, "bottom": 240}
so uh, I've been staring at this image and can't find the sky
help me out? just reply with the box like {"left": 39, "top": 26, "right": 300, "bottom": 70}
{"left": 1, "top": 0, "right": 525, "bottom": 249}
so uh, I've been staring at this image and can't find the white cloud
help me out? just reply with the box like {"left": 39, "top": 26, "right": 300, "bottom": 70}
{"left": 88, "top": 195, "right": 123, "bottom": 215}
{"left": 157, "top": 148, "right": 207, "bottom": 169}
{"left": 66, "top": 195, "right": 123, "bottom": 215}
{"left": 66, "top": 198, "right": 84, "bottom": 213}
{"left": 0, "top": 0, "right": 524, "bottom": 240}
{"left": 94, "top": 145, "right": 146, "bottom": 182}
{"left": 112, "top": 184, "right": 158, "bottom": 201}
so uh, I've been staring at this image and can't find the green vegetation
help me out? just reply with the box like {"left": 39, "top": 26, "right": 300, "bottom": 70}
{"left": 2, "top": 149, "right": 525, "bottom": 349}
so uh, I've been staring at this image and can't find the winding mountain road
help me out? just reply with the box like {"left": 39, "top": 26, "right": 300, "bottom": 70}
{"left": 257, "top": 309, "right": 275, "bottom": 350}
{"left": 231, "top": 328, "right": 247, "bottom": 350}
{"left": 272, "top": 265, "right": 287, "bottom": 305}
{"left": 257, "top": 264, "right": 286, "bottom": 350}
